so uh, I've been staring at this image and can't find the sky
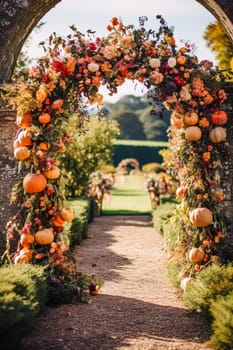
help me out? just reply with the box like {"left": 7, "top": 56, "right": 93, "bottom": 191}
{"left": 25, "top": 0, "right": 217, "bottom": 102}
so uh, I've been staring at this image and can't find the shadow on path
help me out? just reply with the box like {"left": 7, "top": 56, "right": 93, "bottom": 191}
{"left": 21, "top": 215, "right": 212, "bottom": 350}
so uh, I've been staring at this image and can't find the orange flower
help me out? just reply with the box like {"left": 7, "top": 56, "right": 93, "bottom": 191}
{"left": 199, "top": 117, "right": 209, "bottom": 128}
{"left": 111, "top": 17, "right": 119, "bottom": 26}
{"left": 217, "top": 231, "right": 225, "bottom": 238}
{"left": 92, "top": 76, "right": 101, "bottom": 87}
{"left": 203, "top": 152, "right": 211, "bottom": 162}
{"left": 66, "top": 57, "right": 76, "bottom": 74}
{"left": 216, "top": 191, "right": 224, "bottom": 202}
{"left": 60, "top": 80, "right": 66, "bottom": 89}
{"left": 101, "top": 62, "right": 112, "bottom": 72}
{"left": 36, "top": 88, "right": 47, "bottom": 102}
{"left": 203, "top": 94, "right": 214, "bottom": 105}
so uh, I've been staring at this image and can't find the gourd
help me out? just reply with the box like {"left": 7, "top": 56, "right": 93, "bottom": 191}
{"left": 23, "top": 173, "right": 47, "bottom": 193}
{"left": 44, "top": 165, "right": 60, "bottom": 179}
{"left": 188, "top": 247, "right": 205, "bottom": 263}
{"left": 38, "top": 113, "right": 51, "bottom": 124}
{"left": 14, "top": 146, "right": 30, "bottom": 160}
{"left": 14, "top": 248, "right": 33, "bottom": 264}
{"left": 185, "top": 126, "right": 202, "bottom": 141}
{"left": 17, "top": 130, "right": 33, "bottom": 146}
{"left": 16, "top": 112, "right": 32, "bottom": 128}
{"left": 35, "top": 228, "right": 54, "bottom": 245}
{"left": 52, "top": 213, "right": 65, "bottom": 227}
{"left": 60, "top": 208, "right": 74, "bottom": 222}
{"left": 183, "top": 110, "right": 199, "bottom": 126}
{"left": 20, "top": 233, "right": 35, "bottom": 248}
{"left": 211, "top": 110, "right": 228, "bottom": 125}
{"left": 209, "top": 127, "right": 226, "bottom": 143}
{"left": 189, "top": 207, "right": 213, "bottom": 227}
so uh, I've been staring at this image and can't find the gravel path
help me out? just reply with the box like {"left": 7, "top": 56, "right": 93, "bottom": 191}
{"left": 21, "top": 215, "right": 213, "bottom": 350}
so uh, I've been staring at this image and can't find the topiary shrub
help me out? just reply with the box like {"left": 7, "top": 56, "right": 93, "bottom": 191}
{"left": 0, "top": 264, "right": 47, "bottom": 349}
{"left": 183, "top": 263, "right": 233, "bottom": 317}
{"left": 141, "top": 162, "right": 165, "bottom": 174}
{"left": 207, "top": 291, "right": 233, "bottom": 350}
{"left": 64, "top": 198, "right": 93, "bottom": 249}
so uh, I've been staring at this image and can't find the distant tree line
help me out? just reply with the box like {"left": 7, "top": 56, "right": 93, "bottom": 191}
{"left": 99, "top": 94, "right": 171, "bottom": 141}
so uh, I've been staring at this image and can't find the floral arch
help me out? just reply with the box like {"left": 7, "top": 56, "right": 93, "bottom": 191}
{"left": 4, "top": 16, "right": 230, "bottom": 288}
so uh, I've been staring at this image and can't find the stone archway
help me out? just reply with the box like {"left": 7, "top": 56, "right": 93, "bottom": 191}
{"left": 0, "top": 0, "right": 233, "bottom": 250}
{"left": 0, "top": 1, "right": 233, "bottom": 83}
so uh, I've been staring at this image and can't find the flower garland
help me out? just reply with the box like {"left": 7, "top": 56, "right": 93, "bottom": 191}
{"left": 4, "top": 16, "right": 229, "bottom": 284}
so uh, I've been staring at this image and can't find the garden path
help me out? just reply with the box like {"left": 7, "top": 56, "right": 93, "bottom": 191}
{"left": 21, "top": 215, "right": 213, "bottom": 350}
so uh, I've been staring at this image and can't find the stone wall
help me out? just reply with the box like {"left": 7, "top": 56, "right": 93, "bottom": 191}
{"left": 0, "top": 103, "right": 17, "bottom": 253}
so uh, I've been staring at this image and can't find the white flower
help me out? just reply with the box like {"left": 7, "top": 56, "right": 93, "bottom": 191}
{"left": 167, "top": 57, "right": 177, "bottom": 68}
{"left": 180, "top": 85, "right": 192, "bottom": 101}
{"left": 149, "top": 58, "right": 160, "bottom": 68}
{"left": 87, "top": 62, "right": 100, "bottom": 72}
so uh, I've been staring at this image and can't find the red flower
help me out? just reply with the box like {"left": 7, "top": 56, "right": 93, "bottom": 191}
{"left": 173, "top": 75, "right": 185, "bottom": 87}
{"left": 51, "top": 61, "right": 69, "bottom": 77}
{"left": 42, "top": 74, "right": 50, "bottom": 83}
{"left": 88, "top": 42, "right": 97, "bottom": 51}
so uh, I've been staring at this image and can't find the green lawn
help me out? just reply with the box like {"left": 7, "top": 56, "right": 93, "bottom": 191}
{"left": 114, "top": 139, "right": 168, "bottom": 147}
{"left": 102, "top": 174, "right": 152, "bottom": 215}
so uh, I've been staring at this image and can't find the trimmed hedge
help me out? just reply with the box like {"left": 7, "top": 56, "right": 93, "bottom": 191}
{"left": 64, "top": 197, "right": 95, "bottom": 248}
{"left": 113, "top": 144, "right": 167, "bottom": 167}
{"left": 0, "top": 264, "right": 47, "bottom": 349}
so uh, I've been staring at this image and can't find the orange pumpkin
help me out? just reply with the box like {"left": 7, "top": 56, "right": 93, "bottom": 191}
{"left": 39, "top": 142, "right": 51, "bottom": 151}
{"left": 20, "top": 233, "right": 35, "bottom": 248}
{"left": 38, "top": 113, "right": 51, "bottom": 124}
{"left": 189, "top": 207, "right": 213, "bottom": 227}
{"left": 14, "top": 248, "right": 33, "bottom": 264}
{"left": 16, "top": 112, "right": 32, "bottom": 128}
{"left": 176, "top": 55, "right": 187, "bottom": 65}
{"left": 188, "top": 247, "right": 205, "bottom": 263}
{"left": 211, "top": 110, "right": 228, "bottom": 126}
{"left": 52, "top": 213, "right": 65, "bottom": 227}
{"left": 35, "top": 228, "right": 54, "bottom": 245}
{"left": 17, "top": 130, "right": 33, "bottom": 147}
{"left": 14, "top": 146, "right": 30, "bottom": 160}
{"left": 23, "top": 173, "right": 47, "bottom": 193}
{"left": 51, "top": 99, "right": 63, "bottom": 109}
{"left": 185, "top": 126, "right": 202, "bottom": 141}
{"left": 209, "top": 127, "right": 226, "bottom": 143}
{"left": 183, "top": 111, "right": 199, "bottom": 126}
{"left": 60, "top": 208, "right": 74, "bottom": 222}
{"left": 44, "top": 165, "right": 60, "bottom": 179}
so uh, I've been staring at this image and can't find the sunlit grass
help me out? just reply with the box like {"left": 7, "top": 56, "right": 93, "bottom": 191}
{"left": 102, "top": 174, "right": 152, "bottom": 215}
{"left": 114, "top": 139, "right": 168, "bottom": 147}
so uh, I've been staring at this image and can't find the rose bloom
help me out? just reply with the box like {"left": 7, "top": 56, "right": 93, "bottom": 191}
{"left": 87, "top": 62, "right": 100, "bottom": 72}
{"left": 149, "top": 58, "right": 160, "bottom": 68}
{"left": 120, "top": 35, "right": 135, "bottom": 48}
{"left": 101, "top": 46, "right": 116, "bottom": 59}
{"left": 167, "top": 57, "right": 177, "bottom": 68}
{"left": 29, "top": 66, "right": 41, "bottom": 78}
{"left": 180, "top": 85, "right": 191, "bottom": 101}
{"left": 150, "top": 70, "right": 164, "bottom": 84}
